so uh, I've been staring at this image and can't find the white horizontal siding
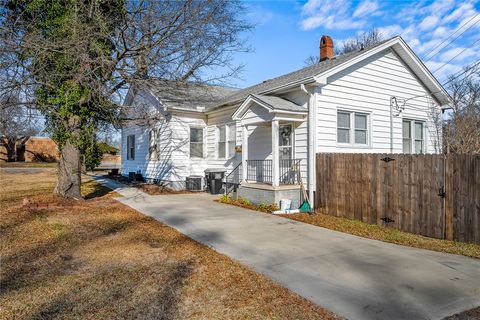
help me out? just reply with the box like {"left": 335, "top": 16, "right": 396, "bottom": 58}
{"left": 316, "top": 50, "right": 441, "bottom": 154}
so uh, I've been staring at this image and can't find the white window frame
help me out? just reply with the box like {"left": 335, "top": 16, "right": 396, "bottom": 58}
{"left": 402, "top": 119, "right": 425, "bottom": 154}
{"left": 336, "top": 110, "right": 370, "bottom": 147}
{"left": 148, "top": 128, "right": 160, "bottom": 160}
{"left": 217, "top": 122, "right": 236, "bottom": 159}
{"left": 126, "top": 134, "right": 135, "bottom": 160}
{"left": 189, "top": 126, "right": 205, "bottom": 159}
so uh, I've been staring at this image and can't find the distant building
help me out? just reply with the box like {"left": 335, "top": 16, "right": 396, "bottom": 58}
{"left": 0, "top": 136, "right": 59, "bottom": 162}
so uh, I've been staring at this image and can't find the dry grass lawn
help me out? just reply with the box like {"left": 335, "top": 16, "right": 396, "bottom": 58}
{"left": 0, "top": 161, "right": 57, "bottom": 168}
{"left": 0, "top": 170, "right": 339, "bottom": 320}
{"left": 281, "top": 212, "right": 480, "bottom": 260}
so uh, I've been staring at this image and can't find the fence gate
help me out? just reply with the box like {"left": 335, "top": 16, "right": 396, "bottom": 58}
{"left": 316, "top": 154, "right": 448, "bottom": 239}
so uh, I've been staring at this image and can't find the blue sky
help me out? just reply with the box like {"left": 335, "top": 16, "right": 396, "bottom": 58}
{"left": 228, "top": 0, "right": 480, "bottom": 88}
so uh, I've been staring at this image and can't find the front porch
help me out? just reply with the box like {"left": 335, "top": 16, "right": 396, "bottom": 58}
{"left": 229, "top": 94, "right": 308, "bottom": 205}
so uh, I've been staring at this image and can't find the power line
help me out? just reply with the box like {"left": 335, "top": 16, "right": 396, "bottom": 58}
{"left": 424, "top": 14, "right": 480, "bottom": 61}
{"left": 432, "top": 38, "right": 480, "bottom": 73}
{"left": 442, "top": 60, "right": 480, "bottom": 86}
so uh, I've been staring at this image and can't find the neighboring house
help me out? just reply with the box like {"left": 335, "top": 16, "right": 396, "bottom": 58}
{"left": 0, "top": 136, "right": 59, "bottom": 162}
{"left": 121, "top": 36, "right": 450, "bottom": 208}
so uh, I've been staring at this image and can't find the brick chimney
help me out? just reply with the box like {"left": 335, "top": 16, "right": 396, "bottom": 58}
{"left": 320, "top": 35, "right": 334, "bottom": 61}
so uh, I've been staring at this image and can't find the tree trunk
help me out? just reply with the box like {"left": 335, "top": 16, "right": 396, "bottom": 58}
{"left": 2, "top": 137, "right": 16, "bottom": 161}
{"left": 54, "top": 139, "right": 82, "bottom": 199}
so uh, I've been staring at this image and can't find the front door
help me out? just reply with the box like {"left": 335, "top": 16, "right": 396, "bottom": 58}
{"left": 279, "top": 124, "right": 292, "bottom": 160}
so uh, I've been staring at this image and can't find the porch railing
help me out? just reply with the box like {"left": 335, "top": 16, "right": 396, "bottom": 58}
{"left": 246, "top": 159, "right": 301, "bottom": 185}
{"left": 224, "top": 162, "right": 242, "bottom": 196}
{"left": 279, "top": 159, "right": 301, "bottom": 184}
{"left": 246, "top": 159, "right": 272, "bottom": 184}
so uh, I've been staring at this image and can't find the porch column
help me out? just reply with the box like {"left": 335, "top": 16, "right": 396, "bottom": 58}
{"left": 242, "top": 124, "right": 248, "bottom": 182}
{"left": 271, "top": 120, "right": 279, "bottom": 186}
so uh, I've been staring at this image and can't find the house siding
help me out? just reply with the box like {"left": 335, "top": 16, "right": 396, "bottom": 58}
{"left": 316, "top": 50, "right": 441, "bottom": 153}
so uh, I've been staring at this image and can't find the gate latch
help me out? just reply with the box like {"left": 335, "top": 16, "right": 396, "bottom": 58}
{"left": 381, "top": 157, "right": 395, "bottom": 163}
{"left": 438, "top": 186, "right": 446, "bottom": 198}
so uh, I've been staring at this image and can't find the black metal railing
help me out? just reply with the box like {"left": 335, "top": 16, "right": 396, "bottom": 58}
{"left": 279, "top": 159, "right": 301, "bottom": 185}
{"left": 224, "top": 162, "right": 242, "bottom": 195}
{"left": 246, "top": 159, "right": 272, "bottom": 184}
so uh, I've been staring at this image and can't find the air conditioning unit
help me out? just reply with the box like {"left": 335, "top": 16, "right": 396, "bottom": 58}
{"left": 186, "top": 175, "right": 204, "bottom": 191}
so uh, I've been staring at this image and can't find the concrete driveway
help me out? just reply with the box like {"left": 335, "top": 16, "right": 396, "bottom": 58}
{"left": 95, "top": 177, "right": 480, "bottom": 320}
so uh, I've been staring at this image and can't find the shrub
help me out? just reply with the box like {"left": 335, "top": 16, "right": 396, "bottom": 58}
{"left": 218, "top": 196, "right": 278, "bottom": 213}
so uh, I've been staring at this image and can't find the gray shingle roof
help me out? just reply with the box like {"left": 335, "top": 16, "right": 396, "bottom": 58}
{"left": 251, "top": 94, "right": 307, "bottom": 113}
{"left": 212, "top": 38, "right": 393, "bottom": 109}
{"left": 145, "top": 80, "right": 239, "bottom": 111}
{"left": 144, "top": 38, "right": 394, "bottom": 112}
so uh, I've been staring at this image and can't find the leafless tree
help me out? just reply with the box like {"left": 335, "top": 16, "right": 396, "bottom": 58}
{"left": 304, "top": 28, "right": 383, "bottom": 66}
{"left": 0, "top": 94, "right": 40, "bottom": 161}
{"left": 1, "top": 0, "right": 251, "bottom": 198}
{"left": 444, "top": 68, "right": 480, "bottom": 154}
{"left": 337, "top": 28, "right": 383, "bottom": 55}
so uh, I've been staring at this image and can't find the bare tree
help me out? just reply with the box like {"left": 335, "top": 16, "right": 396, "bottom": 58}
{"left": 304, "top": 28, "right": 383, "bottom": 66}
{"left": 444, "top": 69, "right": 480, "bottom": 153}
{"left": 1, "top": 0, "right": 251, "bottom": 198}
{"left": 0, "top": 94, "right": 40, "bottom": 161}
{"left": 337, "top": 28, "right": 383, "bottom": 55}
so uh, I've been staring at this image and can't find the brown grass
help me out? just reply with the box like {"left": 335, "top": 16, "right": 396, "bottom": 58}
{"left": 0, "top": 161, "right": 57, "bottom": 168}
{"left": 0, "top": 171, "right": 339, "bottom": 320}
{"left": 281, "top": 212, "right": 480, "bottom": 260}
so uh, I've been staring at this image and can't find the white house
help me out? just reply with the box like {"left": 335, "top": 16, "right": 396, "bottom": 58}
{"left": 121, "top": 36, "right": 450, "bottom": 209}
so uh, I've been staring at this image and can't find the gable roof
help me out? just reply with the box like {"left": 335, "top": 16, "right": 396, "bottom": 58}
{"left": 143, "top": 80, "right": 238, "bottom": 112}
{"left": 250, "top": 94, "right": 306, "bottom": 112}
{"left": 211, "top": 36, "right": 450, "bottom": 110}
{"left": 133, "top": 36, "right": 450, "bottom": 114}
{"left": 232, "top": 94, "right": 307, "bottom": 121}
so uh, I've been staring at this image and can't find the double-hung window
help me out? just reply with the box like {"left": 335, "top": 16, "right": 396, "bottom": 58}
{"left": 127, "top": 135, "right": 135, "bottom": 160}
{"left": 217, "top": 123, "right": 236, "bottom": 158}
{"left": 190, "top": 127, "right": 204, "bottom": 158}
{"left": 149, "top": 128, "right": 159, "bottom": 160}
{"left": 337, "top": 111, "right": 369, "bottom": 145}
{"left": 403, "top": 119, "right": 424, "bottom": 153}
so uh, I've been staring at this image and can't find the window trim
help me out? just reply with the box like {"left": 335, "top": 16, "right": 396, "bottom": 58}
{"left": 402, "top": 119, "right": 426, "bottom": 154}
{"left": 216, "top": 122, "right": 236, "bottom": 159}
{"left": 148, "top": 128, "right": 160, "bottom": 160}
{"left": 126, "top": 134, "right": 135, "bottom": 161}
{"left": 336, "top": 110, "right": 371, "bottom": 147}
{"left": 189, "top": 126, "right": 205, "bottom": 159}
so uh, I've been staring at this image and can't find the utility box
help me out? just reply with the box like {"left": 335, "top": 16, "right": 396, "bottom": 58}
{"left": 205, "top": 168, "right": 227, "bottom": 194}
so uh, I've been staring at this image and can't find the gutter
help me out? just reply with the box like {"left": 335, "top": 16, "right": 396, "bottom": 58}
{"left": 300, "top": 83, "right": 317, "bottom": 211}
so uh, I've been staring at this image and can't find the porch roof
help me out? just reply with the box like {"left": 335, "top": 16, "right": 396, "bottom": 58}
{"left": 232, "top": 94, "right": 307, "bottom": 122}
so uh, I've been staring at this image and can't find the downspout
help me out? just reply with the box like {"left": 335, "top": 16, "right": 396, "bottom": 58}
{"left": 300, "top": 84, "right": 316, "bottom": 211}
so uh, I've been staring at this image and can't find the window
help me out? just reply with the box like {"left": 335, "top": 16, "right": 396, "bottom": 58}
{"left": 218, "top": 126, "right": 226, "bottom": 158}
{"left": 190, "top": 127, "right": 204, "bottom": 158}
{"left": 228, "top": 123, "right": 236, "bottom": 158}
{"left": 149, "top": 128, "right": 159, "bottom": 160}
{"left": 279, "top": 124, "right": 293, "bottom": 160}
{"left": 217, "top": 123, "right": 236, "bottom": 158}
{"left": 337, "top": 111, "right": 369, "bottom": 145}
{"left": 127, "top": 135, "right": 135, "bottom": 160}
{"left": 337, "top": 112, "right": 350, "bottom": 143}
{"left": 402, "top": 121, "right": 411, "bottom": 153}
{"left": 403, "top": 120, "right": 424, "bottom": 154}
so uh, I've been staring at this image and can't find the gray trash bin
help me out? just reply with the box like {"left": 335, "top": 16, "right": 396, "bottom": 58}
{"left": 205, "top": 168, "right": 227, "bottom": 194}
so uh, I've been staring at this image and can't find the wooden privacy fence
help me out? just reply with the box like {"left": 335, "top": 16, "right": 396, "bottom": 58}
{"left": 315, "top": 153, "right": 480, "bottom": 244}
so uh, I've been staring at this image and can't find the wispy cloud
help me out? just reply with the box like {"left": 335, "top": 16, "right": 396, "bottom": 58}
{"left": 299, "top": 0, "right": 375, "bottom": 30}
{"left": 299, "top": 0, "right": 480, "bottom": 81}
{"left": 353, "top": 0, "right": 380, "bottom": 18}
